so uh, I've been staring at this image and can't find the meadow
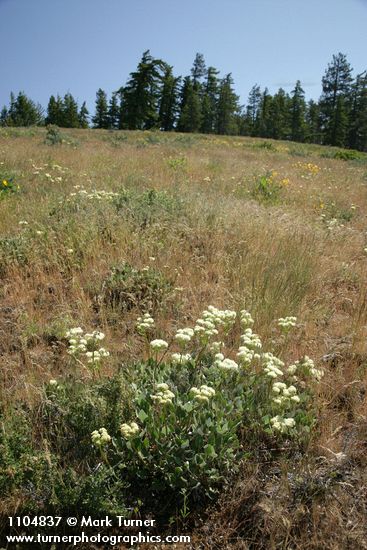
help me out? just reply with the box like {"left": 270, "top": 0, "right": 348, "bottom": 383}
{"left": 0, "top": 126, "right": 367, "bottom": 549}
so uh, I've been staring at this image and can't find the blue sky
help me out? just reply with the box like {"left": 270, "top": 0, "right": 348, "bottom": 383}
{"left": 0, "top": 0, "right": 366, "bottom": 113}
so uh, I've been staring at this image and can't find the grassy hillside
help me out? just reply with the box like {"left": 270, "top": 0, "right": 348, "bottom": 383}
{"left": 1, "top": 126, "right": 367, "bottom": 548}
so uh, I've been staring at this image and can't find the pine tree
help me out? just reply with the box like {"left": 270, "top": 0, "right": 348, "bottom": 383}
{"left": 258, "top": 88, "right": 273, "bottom": 137}
{"left": 290, "top": 81, "right": 307, "bottom": 142}
{"left": 268, "top": 88, "right": 290, "bottom": 140}
{"left": 177, "top": 77, "right": 202, "bottom": 133}
{"left": 108, "top": 93, "right": 120, "bottom": 129}
{"left": 78, "top": 101, "right": 89, "bottom": 128}
{"left": 305, "top": 100, "right": 321, "bottom": 143}
{"left": 92, "top": 89, "right": 109, "bottom": 129}
{"left": 201, "top": 66, "right": 219, "bottom": 133}
{"left": 11, "top": 92, "right": 44, "bottom": 126}
{"left": 243, "top": 85, "right": 262, "bottom": 136}
{"left": 118, "top": 50, "right": 165, "bottom": 130}
{"left": 319, "top": 52, "right": 353, "bottom": 146}
{"left": 158, "top": 65, "right": 180, "bottom": 131}
{"left": 7, "top": 92, "right": 16, "bottom": 126}
{"left": 216, "top": 74, "right": 240, "bottom": 135}
{"left": 348, "top": 72, "right": 367, "bottom": 151}
{"left": 0, "top": 106, "right": 8, "bottom": 126}
{"left": 191, "top": 53, "right": 207, "bottom": 85}
{"left": 46, "top": 95, "right": 64, "bottom": 126}
{"left": 62, "top": 93, "right": 80, "bottom": 128}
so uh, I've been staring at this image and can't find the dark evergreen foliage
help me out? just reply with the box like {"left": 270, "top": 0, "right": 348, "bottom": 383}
{"left": 1, "top": 51, "right": 366, "bottom": 151}
{"left": 92, "top": 89, "right": 109, "bottom": 129}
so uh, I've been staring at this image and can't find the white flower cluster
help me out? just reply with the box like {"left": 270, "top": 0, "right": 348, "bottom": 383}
{"left": 205, "top": 305, "right": 237, "bottom": 329}
{"left": 48, "top": 379, "right": 62, "bottom": 391}
{"left": 175, "top": 327, "right": 194, "bottom": 345}
{"left": 91, "top": 427, "right": 111, "bottom": 448}
{"left": 278, "top": 316, "right": 297, "bottom": 331}
{"left": 194, "top": 306, "right": 236, "bottom": 341}
{"left": 240, "top": 309, "right": 254, "bottom": 328}
{"left": 151, "top": 383, "right": 175, "bottom": 405}
{"left": 262, "top": 352, "right": 285, "bottom": 378}
{"left": 120, "top": 422, "right": 140, "bottom": 439}
{"left": 270, "top": 416, "right": 296, "bottom": 433}
{"left": 66, "top": 328, "right": 109, "bottom": 366}
{"left": 136, "top": 313, "right": 155, "bottom": 335}
{"left": 69, "top": 185, "right": 118, "bottom": 201}
{"left": 288, "top": 356, "right": 324, "bottom": 381}
{"left": 209, "top": 341, "right": 223, "bottom": 353}
{"left": 240, "top": 328, "right": 262, "bottom": 351}
{"left": 194, "top": 318, "right": 219, "bottom": 339}
{"left": 214, "top": 353, "right": 239, "bottom": 372}
{"left": 190, "top": 385, "right": 216, "bottom": 403}
{"left": 272, "top": 382, "right": 300, "bottom": 406}
{"left": 236, "top": 347, "right": 254, "bottom": 366}
{"left": 150, "top": 339, "right": 169, "bottom": 352}
{"left": 171, "top": 352, "right": 191, "bottom": 364}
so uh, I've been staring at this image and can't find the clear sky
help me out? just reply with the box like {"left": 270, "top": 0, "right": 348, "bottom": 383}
{"left": 0, "top": 0, "right": 366, "bottom": 113}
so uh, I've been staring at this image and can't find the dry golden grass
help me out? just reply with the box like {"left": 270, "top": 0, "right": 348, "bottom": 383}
{"left": 1, "top": 127, "right": 367, "bottom": 547}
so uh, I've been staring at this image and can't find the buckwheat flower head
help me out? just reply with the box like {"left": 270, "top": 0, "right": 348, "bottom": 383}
{"left": 215, "top": 356, "right": 239, "bottom": 372}
{"left": 270, "top": 416, "right": 296, "bottom": 433}
{"left": 175, "top": 327, "right": 194, "bottom": 344}
{"left": 237, "top": 346, "right": 255, "bottom": 366}
{"left": 151, "top": 383, "right": 175, "bottom": 405}
{"left": 241, "top": 329, "right": 262, "bottom": 351}
{"left": 91, "top": 427, "right": 111, "bottom": 447}
{"left": 171, "top": 352, "right": 191, "bottom": 364}
{"left": 136, "top": 313, "right": 155, "bottom": 334}
{"left": 190, "top": 385, "right": 215, "bottom": 404}
{"left": 92, "top": 331, "right": 105, "bottom": 341}
{"left": 287, "top": 363, "right": 298, "bottom": 375}
{"left": 278, "top": 316, "right": 297, "bottom": 332}
{"left": 284, "top": 417, "right": 296, "bottom": 428}
{"left": 272, "top": 382, "right": 299, "bottom": 407}
{"left": 209, "top": 341, "right": 223, "bottom": 353}
{"left": 240, "top": 309, "right": 254, "bottom": 328}
{"left": 66, "top": 327, "right": 84, "bottom": 337}
{"left": 120, "top": 422, "right": 140, "bottom": 439}
{"left": 150, "top": 339, "right": 168, "bottom": 351}
{"left": 262, "top": 352, "right": 284, "bottom": 378}
{"left": 293, "top": 356, "right": 324, "bottom": 381}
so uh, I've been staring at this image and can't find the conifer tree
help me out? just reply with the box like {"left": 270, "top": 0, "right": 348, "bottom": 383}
{"left": 7, "top": 92, "right": 16, "bottom": 126}
{"left": 46, "top": 95, "right": 64, "bottom": 126}
{"left": 257, "top": 88, "right": 272, "bottom": 137}
{"left": 78, "top": 101, "right": 89, "bottom": 128}
{"left": 12, "top": 92, "right": 44, "bottom": 126}
{"left": 266, "top": 88, "right": 290, "bottom": 139}
{"left": 268, "top": 88, "right": 290, "bottom": 140}
{"left": 0, "top": 106, "right": 8, "bottom": 126}
{"left": 319, "top": 52, "right": 353, "bottom": 146}
{"left": 118, "top": 50, "right": 165, "bottom": 130}
{"left": 92, "top": 89, "right": 109, "bottom": 129}
{"left": 177, "top": 77, "right": 202, "bottom": 133}
{"left": 201, "top": 66, "right": 219, "bottom": 133}
{"left": 158, "top": 65, "right": 180, "bottom": 131}
{"left": 62, "top": 93, "right": 80, "bottom": 128}
{"left": 191, "top": 53, "right": 207, "bottom": 85}
{"left": 348, "top": 71, "right": 367, "bottom": 151}
{"left": 108, "top": 93, "right": 120, "bottom": 129}
{"left": 305, "top": 100, "right": 321, "bottom": 143}
{"left": 243, "top": 85, "right": 262, "bottom": 136}
{"left": 290, "top": 80, "right": 307, "bottom": 142}
{"left": 216, "top": 74, "right": 240, "bottom": 135}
